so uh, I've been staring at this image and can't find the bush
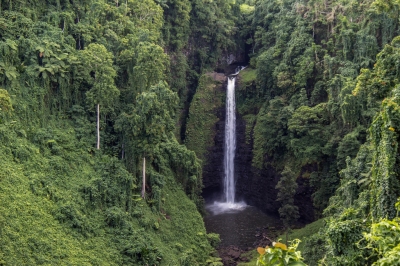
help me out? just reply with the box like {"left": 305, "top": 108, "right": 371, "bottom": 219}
{"left": 256, "top": 240, "right": 306, "bottom": 266}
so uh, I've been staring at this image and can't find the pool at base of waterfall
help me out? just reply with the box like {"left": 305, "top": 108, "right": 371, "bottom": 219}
{"left": 204, "top": 203, "right": 282, "bottom": 249}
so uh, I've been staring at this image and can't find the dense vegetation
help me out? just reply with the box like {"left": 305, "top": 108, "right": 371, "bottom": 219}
{"left": 4, "top": 0, "right": 400, "bottom": 265}
{"left": 234, "top": 0, "right": 400, "bottom": 264}
{"left": 0, "top": 0, "right": 237, "bottom": 264}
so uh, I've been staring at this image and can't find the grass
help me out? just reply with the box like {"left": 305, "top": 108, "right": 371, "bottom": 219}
{"left": 279, "top": 219, "right": 325, "bottom": 252}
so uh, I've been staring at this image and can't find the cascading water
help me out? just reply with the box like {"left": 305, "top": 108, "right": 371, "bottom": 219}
{"left": 224, "top": 76, "right": 237, "bottom": 203}
{"left": 207, "top": 67, "right": 247, "bottom": 215}
{"left": 204, "top": 67, "right": 280, "bottom": 248}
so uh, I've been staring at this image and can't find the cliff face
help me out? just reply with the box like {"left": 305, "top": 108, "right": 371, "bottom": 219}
{"left": 187, "top": 70, "right": 315, "bottom": 222}
{"left": 197, "top": 77, "right": 283, "bottom": 214}
{"left": 235, "top": 113, "right": 281, "bottom": 213}
{"left": 201, "top": 90, "right": 225, "bottom": 199}
{"left": 184, "top": 73, "right": 226, "bottom": 201}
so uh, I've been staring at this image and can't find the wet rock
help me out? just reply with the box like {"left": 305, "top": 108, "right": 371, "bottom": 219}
{"left": 235, "top": 113, "right": 281, "bottom": 214}
{"left": 227, "top": 249, "right": 240, "bottom": 259}
{"left": 218, "top": 246, "right": 246, "bottom": 266}
{"left": 201, "top": 77, "right": 315, "bottom": 222}
{"left": 201, "top": 81, "right": 226, "bottom": 201}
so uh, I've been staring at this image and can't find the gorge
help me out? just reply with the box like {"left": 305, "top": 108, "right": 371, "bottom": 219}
{"left": 3, "top": 0, "right": 400, "bottom": 265}
{"left": 203, "top": 70, "right": 282, "bottom": 255}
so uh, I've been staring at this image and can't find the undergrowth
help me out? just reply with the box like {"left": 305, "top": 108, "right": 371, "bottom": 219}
{"left": 0, "top": 118, "right": 213, "bottom": 265}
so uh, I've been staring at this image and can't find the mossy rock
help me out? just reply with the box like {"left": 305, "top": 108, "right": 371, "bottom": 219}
{"left": 185, "top": 74, "right": 225, "bottom": 164}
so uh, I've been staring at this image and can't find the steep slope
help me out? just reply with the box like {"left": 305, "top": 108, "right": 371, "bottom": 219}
{"left": 0, "top": 118, "right": 215, "bottom": 265}
{"left": 0, "top": 0, "right": 240, "bottom": 264}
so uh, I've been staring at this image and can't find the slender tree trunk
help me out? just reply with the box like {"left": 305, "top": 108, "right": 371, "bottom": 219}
{"left": 142, "top": 157, "right": 146, "bottom": 199}
{"left": 97, "top": 104, "right": 100, "bottom": 150}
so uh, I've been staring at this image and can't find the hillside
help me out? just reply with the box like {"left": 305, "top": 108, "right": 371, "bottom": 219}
{"left": 0, "top": 0, "right": 234, "bottom": 264}
{"left": 3, "top": 0, "right": 400, "bottom": 265}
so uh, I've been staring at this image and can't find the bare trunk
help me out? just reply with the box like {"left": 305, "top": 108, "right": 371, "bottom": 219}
{"left": 142, "top": 157, "right": 146, "bottom": 199}
{"left": 97, "top": 104, "right": 100, "bottom": 150}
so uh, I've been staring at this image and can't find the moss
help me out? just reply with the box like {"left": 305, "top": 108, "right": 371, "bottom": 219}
{"left": 185, "top": 74, "right": 225, "bottom": 164}
{"left": 236, "top": 68, "right": 262, "bottom": 116}
{"left": 239, "top": 68, "right": 257, "bottom": 84}
{"left": 243, "top": 114, "right": 256, "bottom": 145}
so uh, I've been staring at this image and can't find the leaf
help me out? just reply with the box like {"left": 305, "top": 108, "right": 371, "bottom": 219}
{"left": 36, "top": 46, "right": 45, "bottom": 53}
{"left": 273, "top": 242, "right": 288, "bottom": 250}
{"left": 288, "top": 261, "right": 307, "bottom": 266}
{"left": 257, "top": 247, "right": 266, "bottom": 255}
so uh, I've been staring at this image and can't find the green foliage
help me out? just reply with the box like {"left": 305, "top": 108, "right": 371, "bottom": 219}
{"left": 0, "top": 119, "right": 212, "bottom": 265}
{"left": 80, "top": 43, "right": 119, "bottom": 110}
{"left": 242, "top": 0, "right": 400, "bottom": 221}
{"left": 117, "top": 82, "right": 178, "bottom": 157}
{"left": 276, "top": 166, "right": 299, "bottom": 229}
{"left": 288, "top": 103, "right": 330, "bottom": 165}
{"left": 336, "top": 127, "right": 364, "bottom": 171}
{"left": 240, "top": 68, "right": 257, "bottom": 84}
{"left": 206, "top": 233, "right": 221, "bottom": 248}
{"left": 185, "top": 74, "right": 225, "bottom": 163}
{"left": 189, "top": 0, "right": 237, "bottom": 69}
{"left": 237, "top": 68, "right": 261, "bottom": 115}
{"left": 278, "top": 219, "right": 326, "bottom": 266}
{"left": 0, "top": 0, "right": 232, "bottom": 264}
{"left": 253, "top": 97, "right": 292, "bottom": 167}
{"left": 257, "top": 240, "right": 306, "bottom": 266}
{"left": 0, "top": 88, "right": 12, "bottom": 114}
{"left": 369, "top": 95, "right": 400, "bottom": 220}
{"left": 279, "top": 219, "right": 324, "bottom": 248}
{"left": 162, "top": 0, "right": 191, "bottom": 51}
{"left": 363, "top": 217, "right": 400, "bottom": 265}
{"left": 206, "top": 256, "right": 224, "bottom": 266}
{"left": 238, "top": 1, "right": 400, "bottom": 264}
{"left": 8, "top": 0, "right": 400, "bottom": 264}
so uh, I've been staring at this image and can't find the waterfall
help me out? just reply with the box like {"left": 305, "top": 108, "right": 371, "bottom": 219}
{"left": 207, "top": 67, "right": 247, "bottom": 215}
{"left": 224, "top": 77, "right": 237, "bottom": 203}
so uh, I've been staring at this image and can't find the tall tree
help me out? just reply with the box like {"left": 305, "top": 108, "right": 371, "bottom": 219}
{"left": 80, "top": 43, "right": 119, "bottom": 150}
{"left": 276, "top": 166, "right": 299, "bottom": 231}
{"left": 116, "top": 81, "right": 178, "bottom": 172}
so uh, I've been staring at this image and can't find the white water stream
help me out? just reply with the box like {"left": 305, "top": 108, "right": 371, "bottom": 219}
{"left": 207, "top": 68, "right": 247, "bottom": 215}
{"left": 224, "top": 77, "right": 237, "bottom": 203}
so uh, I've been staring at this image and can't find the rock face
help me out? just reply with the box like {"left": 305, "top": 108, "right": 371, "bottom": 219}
{"left": 200, "top": 77, "right": 282, "bottom": 213}
{"left": 295, "top": 177, "right": 315, "bottom": 222}
{"left": 235, "top": 114, "right": 281, "bottom": 213}
{"left": 201, "top": 87, "right": 226, "bottom": 201}
{"left": 185, "top": 73, "right": 226, "bottom": 201}
{"left": 199, "top": 75, "right": 315, "bottom": 222}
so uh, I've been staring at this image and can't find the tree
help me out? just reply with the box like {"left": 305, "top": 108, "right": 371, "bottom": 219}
{"left": 276, "top": 166, "right": 299, "bottom": 231}
{"left": 80, "top": 43, "right": 119, "bottom": 150}
{"left": 0, "top": 88, "right": 12, "bottom": 114}
{"left": 116, "top": 81, "right": 178, "bottom": 172}
{"left": 288, "top": 103, "right": 329, "bottom": 164}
